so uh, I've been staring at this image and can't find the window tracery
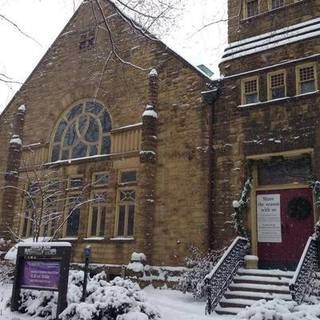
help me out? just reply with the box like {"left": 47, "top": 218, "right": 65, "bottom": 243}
{"left": 51, "top": 101, "right": 112, "bottom": 161}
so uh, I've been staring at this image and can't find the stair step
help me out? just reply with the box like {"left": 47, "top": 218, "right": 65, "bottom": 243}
{"left": 220, "top": 298, "right": 256, "bottom": 308}
{"left": 234, "top": 274, "right": 291, "bottom": 285}
{"left": 224, "top": 290, "right": 292, "bottom": 301}
{"left": 215, "top": 305, "right": 244, "bottom": 315}
{"left": 229, "top": 282, "right": 290, "bottom": 294}
{"left": 238, "top": 268, "right": 294, "bottom": 278}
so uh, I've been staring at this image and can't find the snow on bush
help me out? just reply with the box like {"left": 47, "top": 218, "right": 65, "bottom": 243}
{"left": 14, "top": 270, "right": 160, "bottom": 320}
{"left": 237, "top": 299, "right": 320, "bottom": 320}
{"left": 178, "top": 246, "right": 224, "bottom": 299}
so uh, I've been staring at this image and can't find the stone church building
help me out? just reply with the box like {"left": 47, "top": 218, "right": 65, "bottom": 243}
{"left": 1, "top": 0, "right": 320, "bottom": 275}
{"left": 0, "top": 0, "right": 212, "bottom": 267}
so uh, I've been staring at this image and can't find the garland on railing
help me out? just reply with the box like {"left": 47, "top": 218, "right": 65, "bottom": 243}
{"left": 232, "top": 177, "right": 252, "bottom": 238}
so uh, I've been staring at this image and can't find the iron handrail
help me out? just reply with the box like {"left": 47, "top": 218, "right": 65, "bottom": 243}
{"left": 290, "top": 236, "right": 319, "bottom": 304}
{"left": 205, "top": 236, "right": 249, "bottom": 314}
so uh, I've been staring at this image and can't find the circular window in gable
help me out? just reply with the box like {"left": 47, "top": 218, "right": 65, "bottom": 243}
{"left": 51, "top": 101, "right": 112, "bottom": 162}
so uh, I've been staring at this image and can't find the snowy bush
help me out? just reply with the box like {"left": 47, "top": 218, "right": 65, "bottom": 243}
{"left": 237, "top": 299, "right": 320, "bottom": 320}
{"left": 178, "top": 246, "right": 223, "bottom": 299}
{"left": 0, "top": 261, "right": 14, "bottom": 284}
{"left": 16, "top": 270, "right": 160, "bottom": 320}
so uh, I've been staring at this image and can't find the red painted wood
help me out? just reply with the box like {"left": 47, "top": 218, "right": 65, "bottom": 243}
{"left": 257, "top": 188, "right": 314, "bottom": 267}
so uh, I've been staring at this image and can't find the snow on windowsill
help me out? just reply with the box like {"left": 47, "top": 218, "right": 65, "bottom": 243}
{"left": 59, "top": 237, "right": 78, "bottom": 241}
{"left": 110, "top": 237, "right": 135, "bottom": 241}
{"left": 83, "top": 237, "right": 105, "bottom": 241}
{"left": 238, "top": 91, "right": 319, "bottom": 108}
{"left": 18, "top": 241, "right": 71, "bottom": 247}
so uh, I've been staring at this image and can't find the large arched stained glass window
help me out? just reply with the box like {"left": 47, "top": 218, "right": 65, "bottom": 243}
{"left": 51, "top": 101, "right": 112, "bottom": 162}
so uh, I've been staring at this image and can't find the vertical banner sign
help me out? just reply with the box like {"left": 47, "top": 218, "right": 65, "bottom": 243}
{"left": 257, "top": 194, "right": 282, "bottom": 243}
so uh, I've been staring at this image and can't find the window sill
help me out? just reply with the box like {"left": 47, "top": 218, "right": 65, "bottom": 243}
{"left": 83, "top": 237, "right": 104, "bottom": 241}
{"left": 59, "top": 237, "right": 78, "bottom": 241}
{"left": 110, "top": 237, "right": 134, "bottom": 241}
{"left": 238, "top": 91, "right": 319, "bottom": 108}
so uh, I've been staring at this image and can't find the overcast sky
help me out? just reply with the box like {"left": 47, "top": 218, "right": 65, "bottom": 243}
{"left": 0, "top": 0, "right": 227, "bottom": 111}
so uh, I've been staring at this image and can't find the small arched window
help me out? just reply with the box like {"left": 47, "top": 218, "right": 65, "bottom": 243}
{"left": 51, "top": 101, "right": 112, "bottom": 162}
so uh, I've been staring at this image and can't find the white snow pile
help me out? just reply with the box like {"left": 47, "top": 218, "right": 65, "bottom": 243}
{"left": 1, "top": 270, "right": 160, "bottom": 320}
{"left": 127, "top": 252, "right": 146, "bottom": 273}
{"left": 237, "top": 299, "right": 320, "bottom": 320}
{"left": 9, "top": 134, "right": 22, "bottom": 145}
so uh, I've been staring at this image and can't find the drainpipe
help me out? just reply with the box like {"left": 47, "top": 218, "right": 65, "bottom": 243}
{"left": 202, "top": 85, "right": 220, "bottom": 250}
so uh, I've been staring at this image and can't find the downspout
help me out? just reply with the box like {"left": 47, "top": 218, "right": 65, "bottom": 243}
{"left": 202, "top": 84, "right": 220, "bottom": 249}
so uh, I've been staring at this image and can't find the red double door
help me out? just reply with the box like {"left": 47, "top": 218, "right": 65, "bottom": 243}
{"left": 257, "top": 188, "right": 314, "bottom": 269}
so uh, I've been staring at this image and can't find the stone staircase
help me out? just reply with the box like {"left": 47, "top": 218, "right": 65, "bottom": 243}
{"left": 215, "top": 268, "right": 295, "bottom": 315}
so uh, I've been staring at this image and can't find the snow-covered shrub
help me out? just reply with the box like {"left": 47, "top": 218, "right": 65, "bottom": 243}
{"left": 237, "top": 299, "right": 320, "bottom": 320}
{"left": 178, "top": 246, "right": 224, "bottom": 299}
{"left": 17, "top": 270, "right": 160, "bottom": 320}
{"left": 0, "top": 261, "right": 14, "bottom": 284}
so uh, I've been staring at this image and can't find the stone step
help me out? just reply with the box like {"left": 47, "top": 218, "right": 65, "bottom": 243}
{"left": 229, "top": 282, "right": 290, "bottom": 294}
{"left": 224, "top": 290, "right": 292, "bottom": 301}
{"left": 233, "top": 274, "right": 291, "bottom": 286}
{"left": 237, "top": 268, "right": 294, "bottom": 279}
{"left": 215, "top": 305, "right": 244, "bottom": 315}
{"left": 219, "top": 297, "right": 256, "bottom": 308}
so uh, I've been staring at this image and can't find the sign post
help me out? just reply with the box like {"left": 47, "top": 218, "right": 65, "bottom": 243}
{"left": 81, "top": 245, "right": 91, "bottom": 302}
{"left": 11, "top": 242, "right": 71, "bottom": 320}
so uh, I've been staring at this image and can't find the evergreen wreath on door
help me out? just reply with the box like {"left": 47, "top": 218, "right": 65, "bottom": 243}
{"left": 287, "top": 197, "right": 312, "bottom": 220}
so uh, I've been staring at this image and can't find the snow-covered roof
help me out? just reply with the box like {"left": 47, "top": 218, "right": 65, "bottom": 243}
{"left": 222, "top": 17, "right": 320, "bottom": 62}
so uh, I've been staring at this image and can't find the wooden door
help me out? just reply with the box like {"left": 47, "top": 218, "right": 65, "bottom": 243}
{"left": 257, "top": 188, "right": 314, "bottom": 269}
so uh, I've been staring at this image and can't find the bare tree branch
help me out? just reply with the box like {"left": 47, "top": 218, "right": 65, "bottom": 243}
{"left": 0, "top": 14, "right": 41, "bottom": 46}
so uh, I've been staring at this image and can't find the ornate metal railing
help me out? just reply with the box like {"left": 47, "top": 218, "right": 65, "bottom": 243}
{"left": 205, "top": 236, "right": 249, "bottom": 314}
{"left": 290, "top": 236, "right": 319, "bottom": 304}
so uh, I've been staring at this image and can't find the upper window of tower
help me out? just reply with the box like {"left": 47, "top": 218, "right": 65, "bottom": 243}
{"left": 296, "top": 63, "right": 318, "bottom": 95}
{"left": 241, "top": 76, "right": 259, "bottom": 105}
{"left": 243, "top": 0, "right": 259, "bottom": 18}
{"left": 51, "top": 100, "right": 112, "bottom": 162}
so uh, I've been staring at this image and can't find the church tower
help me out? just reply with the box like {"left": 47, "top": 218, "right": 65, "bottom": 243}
{"left": 213, "top": 0, "right": 320, "bottom": 269}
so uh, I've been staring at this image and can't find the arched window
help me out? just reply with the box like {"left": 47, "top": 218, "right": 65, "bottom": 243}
{"left": 51, "top": 101, "right": 112, "bottom": 162}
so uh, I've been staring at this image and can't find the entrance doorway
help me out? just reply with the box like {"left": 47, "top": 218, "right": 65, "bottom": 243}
{"left": 257, "top": 188, "right": 314, "bottom": 269}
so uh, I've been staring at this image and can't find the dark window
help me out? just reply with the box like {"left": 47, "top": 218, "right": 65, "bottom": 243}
{"left": 66, "top": 207, "right": 80, "bottom": 237}
{"left": 258, "top": 157, "right": 311, "bottom": 185}
{"left": 271, "top": 0, "right": 284, "bottom": 9}
{"left": 79, "top": 30, "right": 95, "bottom": 50}
{"left": 93, "top": 173, "right": 109, "bottom": 186}
{"left": 120, "top": 171, "right": 137, "bottom": 184}
{"left": 117, "top": 189, "right": 135, "bottom": 237}
{"left": 246, "top": 0, "right": 259, "bottom": 17}
{"left": 68, "top": 177, "right": 83, "bottom": 189}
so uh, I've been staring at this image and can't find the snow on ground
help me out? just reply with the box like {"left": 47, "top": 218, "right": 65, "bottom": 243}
{"left": 143, "top": 286, "right": 234, "bottom": 320}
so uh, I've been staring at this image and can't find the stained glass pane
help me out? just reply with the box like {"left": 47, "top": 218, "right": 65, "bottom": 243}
{"left": 128, "top": 205, "right": 135, "bottom": 236}
{"left": 120, "top": 171, "right": 137, "bottom": 183}
{"left": 85, "top": 101, "right": 102, "bottom": 114}
{"left": 66, "top": 207, "right": 80, "bottom": 237}
{"left": 101, "top": 136, "right": 111, "bottom": 154}
{"left": 101, "top": 111, "right": 112, "bottom": 133}
{"left": 67, "top": 104, "right": 83, "bottom": 121}
{"left": 89, "top": 145, "right": 98, "bottom": 156}
{"left": 64, "top": 123, "right": 77, "bottom": 146}
{"left": 54, "top": 120, "right": 67, "bottom": 142}
{"left": 99, "top": 207, "right": 106, "bottom": 237}
{"left": 118, "top": 206, "right": 125, "bottom": 236}
{"left": 52, "top": 145, "right": 60, "bottom": 162}
{"left": 85, "top": 117, "right": 99, "bottom": 142}
{"left": 91, "top": 207, "right": 98, "bottom": 236}
{"left": 72, "top": 142, "right": 87, "bottom": 158}
{"left": 62, "top": 150, "right": 69, "bottom": 160}
{"left": 77, "top": 115, "right": 89, "bottom": 135}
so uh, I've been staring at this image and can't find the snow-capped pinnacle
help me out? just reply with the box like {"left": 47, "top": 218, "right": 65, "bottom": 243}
{"left": 142, "top": 105, "right": 158, "bottom": 118}
{"left": 232, "top": 200, "right": 240, "bottom": 208}
{"left": 149, "top": 68, "right": 158, "bottom": 78}
{"left": 10, "top": 135, "right": 22, "bottom": 145}
{"left": 18, "top": 105, "right": 26, "bottom": 112}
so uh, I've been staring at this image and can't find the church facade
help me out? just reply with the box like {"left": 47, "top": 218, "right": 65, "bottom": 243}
{"left": 1, "top": 0, "right": 320, "bottom": 271}
{"left": 0, "top": 0, "right": 212, "bottom": 267}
